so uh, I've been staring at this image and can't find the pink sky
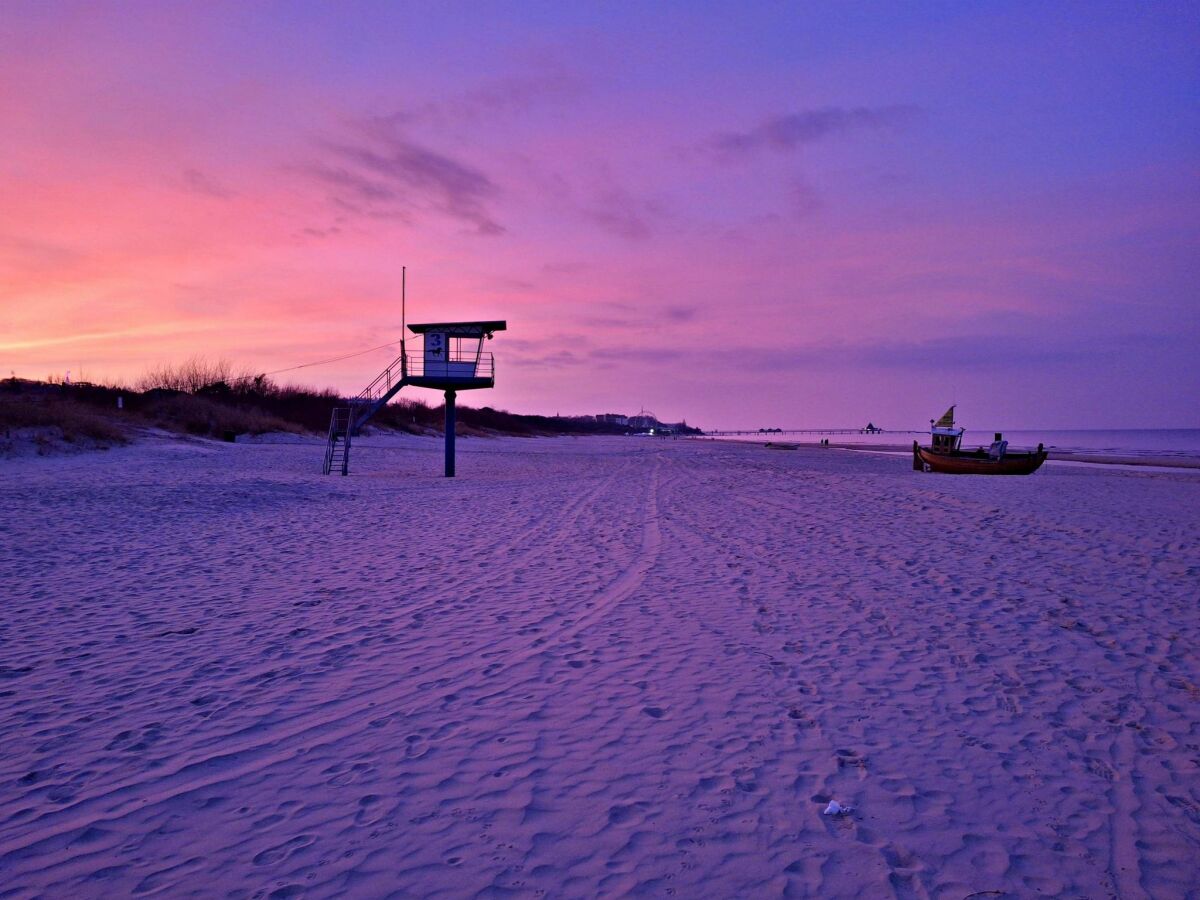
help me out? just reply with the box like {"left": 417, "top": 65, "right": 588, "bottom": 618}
{"left": 2, "top": 2, "right": 1197, "bottom": 429}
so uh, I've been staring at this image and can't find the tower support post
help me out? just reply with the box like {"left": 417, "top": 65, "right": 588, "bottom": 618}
{"left": 444, "top": 389, "right": 457, "bottom": 477}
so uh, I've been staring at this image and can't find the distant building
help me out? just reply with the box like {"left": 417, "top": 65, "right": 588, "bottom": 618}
{"left": 628, "top": 409, "right": 658, "bottom": 430}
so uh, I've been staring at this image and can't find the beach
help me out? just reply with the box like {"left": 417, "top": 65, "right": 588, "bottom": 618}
{"left": 1, "top": 434, "right": 1198, "bottom": 898}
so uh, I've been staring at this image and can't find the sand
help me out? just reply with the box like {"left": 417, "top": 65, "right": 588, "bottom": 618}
{"left": 710, "top": 437, "right": 1200, "bottom": 470}
{"left": 1, "top": 434, "right": 1198, "bottom": 898}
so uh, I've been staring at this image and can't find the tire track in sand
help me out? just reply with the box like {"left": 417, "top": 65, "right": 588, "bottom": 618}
{"left": 560, "top": 456, "right": 663, "bottom": 636}
{"left": 0, "top": 453, "right": 665, "bottom": 861}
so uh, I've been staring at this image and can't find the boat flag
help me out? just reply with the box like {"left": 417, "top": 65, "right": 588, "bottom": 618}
{"left": 934, "top": 405, "right": 956, "bottom": 428}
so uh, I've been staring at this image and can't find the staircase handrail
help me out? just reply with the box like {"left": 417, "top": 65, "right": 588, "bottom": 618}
{"left": 355, "top": 351, "right": 407, "bottom": 404}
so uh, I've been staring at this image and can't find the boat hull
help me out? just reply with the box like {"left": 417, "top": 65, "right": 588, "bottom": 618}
{"left": 913, "top": 442, "right": 1047, "bottom": 475}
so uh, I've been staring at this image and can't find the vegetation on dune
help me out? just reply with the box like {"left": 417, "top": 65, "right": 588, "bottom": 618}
{"left": 0, "top": 396, "right": 128, "bottom": 449}
{"left": 2, "top": 354, "right": 647, "bottom": 451}
{"left": 141, "top": 394, "right": 299, "bottom": 440}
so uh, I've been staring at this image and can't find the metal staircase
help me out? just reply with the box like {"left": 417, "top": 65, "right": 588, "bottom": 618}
{"left": 320, "top": 326, "right": 501, "bottom": 476}
{"left": 322, "top": 348, "right": 411, "bottom": 475}
{"left": 322, "top": 406, "right": 355, "bottom": 476}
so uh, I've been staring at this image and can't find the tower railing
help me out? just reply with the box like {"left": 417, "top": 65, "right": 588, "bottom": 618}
{"left": 404, "top": 350, "right": 494, "bottom": 381}
{"left": 352, "top": 350, "right": 495, "bottom": 407}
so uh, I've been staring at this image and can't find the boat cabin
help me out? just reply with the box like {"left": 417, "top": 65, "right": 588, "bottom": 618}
{"left": 929, "top": 405, "right": 963, "bottom": 453}
{"left": 930, "top": 425, "right": 963, "bottom": 452}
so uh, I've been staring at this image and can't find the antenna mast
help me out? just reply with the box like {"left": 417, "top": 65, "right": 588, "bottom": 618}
{"left": 401, "top": 266, "right": 407, "bottom": 375}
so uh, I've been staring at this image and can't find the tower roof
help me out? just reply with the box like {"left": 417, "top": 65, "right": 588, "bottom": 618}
{"left": 407, "top": 321, "right": 507, "bottom": 337}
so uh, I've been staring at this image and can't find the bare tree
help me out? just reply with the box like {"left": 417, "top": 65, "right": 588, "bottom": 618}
{"left": 137, "top": 356, "right": 240, "bottom": 393}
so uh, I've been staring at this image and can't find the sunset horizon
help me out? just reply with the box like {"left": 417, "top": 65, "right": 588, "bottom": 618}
{"left": 3, "top": 2, "right": 1197, "bottom": 429}
{"left": 2, "top": 6, "right": 1198, "bottom": 898}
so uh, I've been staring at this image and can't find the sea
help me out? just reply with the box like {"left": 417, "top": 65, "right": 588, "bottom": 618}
{"left": 715, "top": 429, "right": 1200, "bottom": 465}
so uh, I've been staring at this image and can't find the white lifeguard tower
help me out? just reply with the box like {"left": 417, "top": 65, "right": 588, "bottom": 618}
{"left": 323, "top": 318, "right": 506, "bottom": 477}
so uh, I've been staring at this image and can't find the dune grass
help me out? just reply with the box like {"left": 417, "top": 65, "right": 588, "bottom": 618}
{"left": 141, "top": 394, "right": 299, "bottom": 440}
{"left": 0, "top": 397, "right": 128, "bottom": 446}
{"left": 2, "top": 353, "right": 643, "bottom": 453}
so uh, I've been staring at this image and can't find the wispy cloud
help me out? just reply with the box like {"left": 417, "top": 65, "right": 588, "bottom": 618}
{"left": 706, "top": 105, "right": 919, "bottom": 160}
{"left": 390, "top": 66, "right": 587, "bottom": 128}
{"left": 0, "top": 233, "right": 84, "bottom": 279}
{"left": 791, "top": 179, "right": 823, "bottom": 219}
{"left": 662, "top": 305, "right": 698, "bottom": 323}
{"left": 574, "top": 301, "right": 702, "bottom": 331}
{"left": 302, "top": 120, "right": 504, "bottom": 235}
{"left": 181, "top": 168, "right": 233, "bottom": 199}
{"left": 0, "top": 320, "right": 233, "bottom": 353}
{"left": 581, "top": 186, "right": 657, "bottom": 240}
{"left": 709, "top": 332, "right": 1170, "bottom": 374}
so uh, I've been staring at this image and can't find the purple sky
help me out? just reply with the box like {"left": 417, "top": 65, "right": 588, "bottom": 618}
{"left": 2, "top": 1, "right": 1197, "bottom": 428}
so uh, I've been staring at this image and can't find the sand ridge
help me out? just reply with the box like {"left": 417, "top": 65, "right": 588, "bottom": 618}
{"left": 0, "top": 435, "right": 1197, "bottom": 897}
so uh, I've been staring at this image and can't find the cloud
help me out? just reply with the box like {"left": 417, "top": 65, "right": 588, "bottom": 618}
{"left": 590, "top": 346, "right": 687, "bottom": 364}
{"left": 580, "top": 185, "right": 668, "bottom": 240}
{"left": 514, "top": 349, "right": 585, "bottom": 369}
{"left": 376, "top": 64, "right": 586, "bottom": 130}
{"left": 574, "top": 300, "right": 702, "bottom": 331}
{"left": 709, "top": 332, "right": 1171, "bottom": 374}
{"left": 0, "top": 233, "right": 84, "bottom": 280}
{"left": 181, "top": 168, "right": 233, "bottom": 199}
{"left": 706, "top": 105, "right": 919, "bottom": 160}
{"left": 304, "top": 121, "right": 504, "bottom": 235}
{"left": 662, "top": 305, "right": 698, "bottom": 323}
{"left": 582, "top": 188, "right": 653, "bottom": 240}
{"left": 542, "top": 261, "right": 589, "bottom": 275}
{"left": 300, "top": 225, "right": 343, "bottom": 239}
{"left": 791, "top": 180, "right": 823, "bottom": 219}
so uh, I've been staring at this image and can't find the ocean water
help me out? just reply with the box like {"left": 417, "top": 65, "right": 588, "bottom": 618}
{"left": 715, "top": 429, "right": 1200, "bottom": 463}
{"left": 961, "top": 429, "right": 1200, "bottom": 461}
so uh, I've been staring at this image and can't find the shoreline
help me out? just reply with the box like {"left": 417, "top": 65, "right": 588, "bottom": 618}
{"left": 9, "top": 426, "right": 1200, "bottom": 474}
{"left": 690, "top": 436, "right": 1200, "bottom": 470}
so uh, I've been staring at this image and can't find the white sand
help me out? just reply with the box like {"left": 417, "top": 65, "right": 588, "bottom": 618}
{"left": 1, "top": 434, "right": 1197, "bottom": 898}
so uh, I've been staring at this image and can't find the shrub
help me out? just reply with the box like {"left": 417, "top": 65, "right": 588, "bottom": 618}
{"left": 142, "top": 394, "right": 298, "bottom": 438}
{"left": 0, "top": 397, "right": 127, "bottom": 445}
{"left": 137, "top": 356, "right": 254, "bottom": 394}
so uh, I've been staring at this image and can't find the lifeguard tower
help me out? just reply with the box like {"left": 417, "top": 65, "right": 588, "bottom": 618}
{"left": 323, "top": 319, "right": 507, "bottom": 477}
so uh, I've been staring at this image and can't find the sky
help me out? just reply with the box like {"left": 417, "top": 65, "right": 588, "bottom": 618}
{"left": 1, "top": 1, "right": 1197, "bottom": 430}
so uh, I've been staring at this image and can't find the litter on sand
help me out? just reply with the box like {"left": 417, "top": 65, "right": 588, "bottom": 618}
{"left": 823, "top": 801, "right": 854, "bottom": 816}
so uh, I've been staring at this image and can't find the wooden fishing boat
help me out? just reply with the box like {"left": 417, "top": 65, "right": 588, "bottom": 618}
{"left": 912, "top": 406, "right": 1047, "bottom": 475}
{"left": 913, "top": 442, "right": 1047, "bottom": 474}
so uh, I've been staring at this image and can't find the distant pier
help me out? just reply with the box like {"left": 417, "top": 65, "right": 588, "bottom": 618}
{"left": 702, "top": 428, "right": 924, "bottom": 437}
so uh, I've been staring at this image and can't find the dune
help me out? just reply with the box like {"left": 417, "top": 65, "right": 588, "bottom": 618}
{"left": 0, "top": 434, "right": 1197, "bottom": 897}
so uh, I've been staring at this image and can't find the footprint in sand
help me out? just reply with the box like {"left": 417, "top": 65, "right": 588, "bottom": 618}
{"left": 252, "top": 813, "right": 286, "bottom": 831}
{"left": 607, "top": 801, "right": 650, "bottom": 825}
{"left": 354, "top": 794, "right": 385, "bottom": 826}
{"left": 325, "top": 761, "right": 373, "bottom": 786}
{"left": 252, "top": 834, "right": 316, "bottom": 866}
{"left": 836, "top": 748, "right": 868, "bottom": 770}
{"left": 787, "top": 707, "right": 816, "bottom": 728}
